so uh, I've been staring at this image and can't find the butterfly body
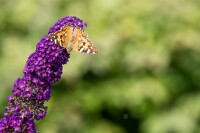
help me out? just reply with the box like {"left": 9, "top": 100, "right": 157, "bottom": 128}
{"left": 48, "top": 26, "right": 99, "bottom": 54}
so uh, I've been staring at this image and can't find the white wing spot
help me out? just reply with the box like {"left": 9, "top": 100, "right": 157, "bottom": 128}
{"left": 79, "top": 48, "right": 84, "bottom": 52}
{"left": 54, "top": 39, "right": 57, "bottom": 44}
{"left": 87, "top": 49, "right": 91, "bottom": 53}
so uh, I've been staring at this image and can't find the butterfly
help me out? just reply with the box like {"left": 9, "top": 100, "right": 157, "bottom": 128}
{"left": 48, "top": 26, "right": 99, "bottom": 54}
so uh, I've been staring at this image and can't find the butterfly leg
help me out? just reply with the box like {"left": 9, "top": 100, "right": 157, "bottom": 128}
{"left": 67, "top": 48, "right": 73, "bottom": 53}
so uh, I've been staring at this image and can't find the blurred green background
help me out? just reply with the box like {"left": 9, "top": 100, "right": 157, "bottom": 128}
{"left": 0, "top": 0, "right": 200, "bottom": 133}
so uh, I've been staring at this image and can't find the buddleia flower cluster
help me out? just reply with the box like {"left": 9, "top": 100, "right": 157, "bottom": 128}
{"left": 0, "top": 16, "right": 87, "bottom": 133}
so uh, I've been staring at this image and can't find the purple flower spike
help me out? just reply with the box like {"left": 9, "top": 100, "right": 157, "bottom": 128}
{"left": 0, "top": 16, "right": 87, "bottom": 132}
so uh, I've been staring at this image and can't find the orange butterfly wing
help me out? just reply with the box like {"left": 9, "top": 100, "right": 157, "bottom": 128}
{"left": 72, "top": 28, "right": 99, "bottom": 54}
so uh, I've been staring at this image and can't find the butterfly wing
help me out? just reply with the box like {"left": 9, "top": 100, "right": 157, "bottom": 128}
{"left": 72, "top": 28, "right": 99, "bottom": 54}
{"left": 48, "top": 26, "right": 73, "bottom": 51}
{"left": 61, "top": 26, "right": 73, "bottom": 49}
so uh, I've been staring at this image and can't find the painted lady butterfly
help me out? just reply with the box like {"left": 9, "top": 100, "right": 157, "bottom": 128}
{"left": 48, "top": 26, "right": 99, "bottom": 54}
